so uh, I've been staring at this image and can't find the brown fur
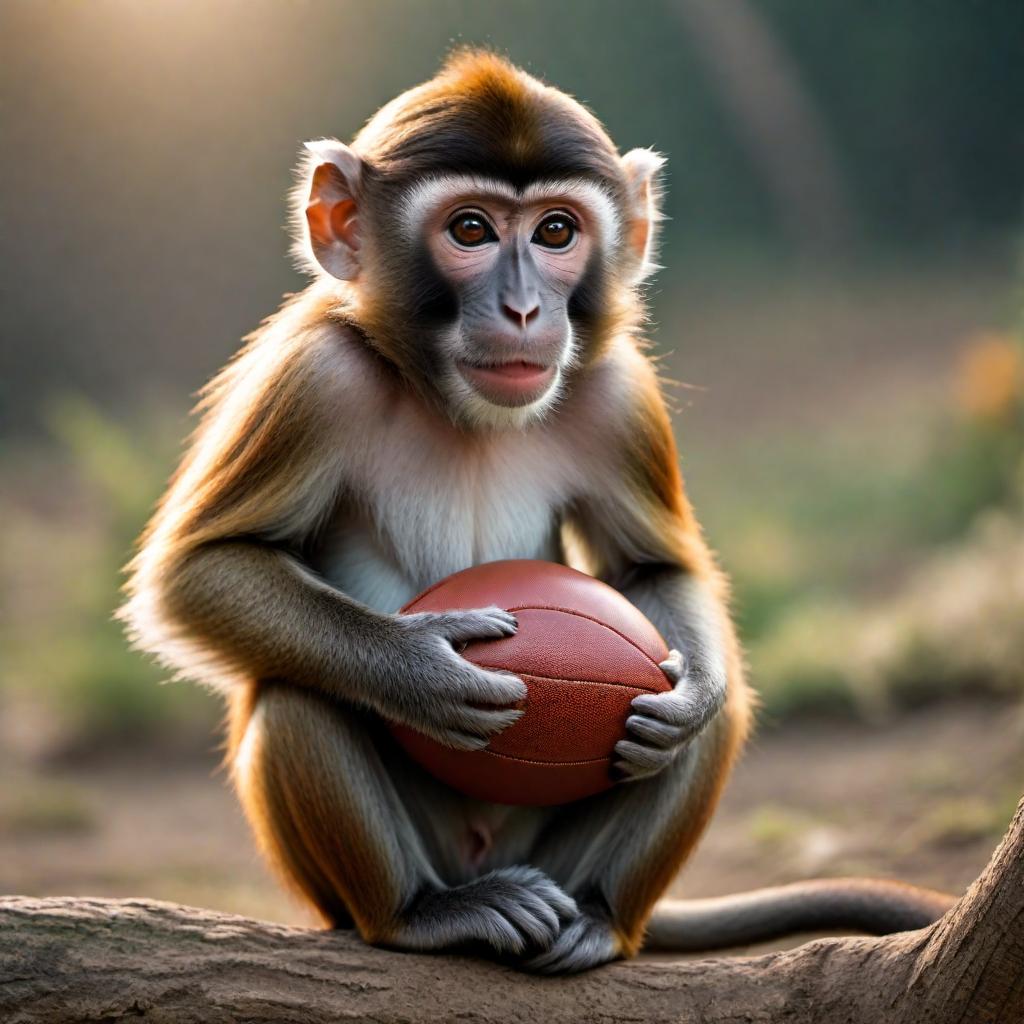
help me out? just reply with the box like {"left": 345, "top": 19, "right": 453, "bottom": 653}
{"left": 230, "top": 684, "right": 402, "bottom": 936}
{"left": 121, "top": 51, "right": 755, "bottom": 971}
{"left": 354, "top": 50, "right": 626, "bottom": 196}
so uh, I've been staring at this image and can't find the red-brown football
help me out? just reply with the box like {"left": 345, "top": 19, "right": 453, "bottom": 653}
{"left": 389, "top": 559, "right": 671, "bottom": 806}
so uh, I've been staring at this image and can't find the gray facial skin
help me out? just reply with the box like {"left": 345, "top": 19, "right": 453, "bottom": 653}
{"left": 418, "top": 192, "right": 598, "bottom": 422}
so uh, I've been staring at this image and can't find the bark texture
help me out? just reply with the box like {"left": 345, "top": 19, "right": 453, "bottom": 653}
{"left": 2, "top": 798, "right": 1022, "bottom": 1024}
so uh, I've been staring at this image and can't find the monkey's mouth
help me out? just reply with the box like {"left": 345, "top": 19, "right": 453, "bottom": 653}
{"left": 457, "top": 360, "right": 557, "bottom": 407}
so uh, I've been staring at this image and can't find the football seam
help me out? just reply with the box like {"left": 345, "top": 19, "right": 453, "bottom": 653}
{"left": 472, "top": 666, "right": 662, "bottom": 693}
{"left": 503, "top": 604, "right": 664, "bottom": 671}
{"left": 401, "top": 571, "right": 666, "bottom": 675}
{"left": 473, "top": 747, "right": 610, "bottom": 768}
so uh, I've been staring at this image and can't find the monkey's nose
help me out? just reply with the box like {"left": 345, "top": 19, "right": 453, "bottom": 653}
{"left": 501, "top": 301, "right": 541, "bottom": 329}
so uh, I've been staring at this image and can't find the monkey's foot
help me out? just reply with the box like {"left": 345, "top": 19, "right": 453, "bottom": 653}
{"left": 519, "top": 910, "right": 621, "bottom": 974}
{"left": 387, "top": 866, "right": 577, "bottom": 957}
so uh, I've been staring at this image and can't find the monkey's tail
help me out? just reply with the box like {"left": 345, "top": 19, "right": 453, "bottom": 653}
{"left": 644, "top": 878, "right": 955, "bottom": 953}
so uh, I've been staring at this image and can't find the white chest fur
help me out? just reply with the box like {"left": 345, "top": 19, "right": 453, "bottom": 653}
{"left": 316, "top": 397, "right": 589, "bottom": 612}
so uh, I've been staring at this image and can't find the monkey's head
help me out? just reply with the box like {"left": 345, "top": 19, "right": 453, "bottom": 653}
{"left": 295, "top": 50, "right": 665, "bottom": 429}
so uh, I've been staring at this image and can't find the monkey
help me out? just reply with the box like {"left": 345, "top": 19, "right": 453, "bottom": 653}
{"left": 120, "top": 51, "right": 954, "bottom": 974}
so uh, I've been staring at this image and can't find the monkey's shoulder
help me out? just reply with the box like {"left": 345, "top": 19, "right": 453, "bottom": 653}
{"left": 558, "top": 335, "right": 672, "bottom": 443}
{"left": 226, "top": 300, "right": 394, "bottom": 425}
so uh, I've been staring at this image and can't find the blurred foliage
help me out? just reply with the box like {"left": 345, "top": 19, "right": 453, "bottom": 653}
{"left": 0, "top": 779, "right": 97, "bottom": 836}
{"left": 0, "top": 399, "right": 219, "bottom": 755}
{"left": 728, "top": 328, "right": 1024, "bottom": 720}
{"left": 748, "top": 804, "right": 822, "bottom": 850}
{"left": 905, "top": 791, "right": 1022, "bottom": 850}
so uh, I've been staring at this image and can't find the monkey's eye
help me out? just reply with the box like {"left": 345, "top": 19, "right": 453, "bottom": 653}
{"left": 532, "top": 214, "right": 577, "bottom": 250}
{"left": 448, "top": 212, "right": 497, "bottom": 247}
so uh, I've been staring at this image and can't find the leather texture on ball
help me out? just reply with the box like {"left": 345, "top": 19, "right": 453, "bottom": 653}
{"left": 389, "top": 559, "right": 670, "bottom": 806}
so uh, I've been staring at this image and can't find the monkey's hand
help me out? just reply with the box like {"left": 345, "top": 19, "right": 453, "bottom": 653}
{"left": 612, "top": 648, "right": 725, "bottom": 781}
{"left": 378, "top": 608, "right": 527, "bottom": 751}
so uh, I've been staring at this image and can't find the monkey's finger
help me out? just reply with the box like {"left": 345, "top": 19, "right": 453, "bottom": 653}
{"left": 512, "top": 888, "right": 563, "bottom": 936}
{"left": 436, "top": 607, "right": 518, "bottom": 644}
{"left": 448, "top": 705, "right": 524, "bottom": 738}
{"left": 658, "top": 649, "right": 686, "bottom": 685}
{"left": 522, "top": 914, "right": 616, "bottom": 974}
{"left": 613, "top": 739, "right": 674, "bottom": 775}
{"left": 462, "top": 667, "right": 528, "bottom": 706}
{"left": 625, "top": 713, "right": 685, "bottom": 750}
{"left": 522, "top": 916, "right": 588, "bottom": 971}
{"left": 433, "top": 709, "right": 523, "bottom": 746}
{"left": 611, "top": 756, "right": 664, "bottom": 782}
{"left": 611, "top": 759, "right": 653, "bottom": 781}
{"left": 491, "top": 891, "right": 561, "bottom": 950}
{"left": 508, "top": 866, "right": 578, "bottom": 922}
{"left": 475, "top": 905, "right": 529, "bottom": 956}
{"left": 471, "top": 866, "right": 575, "bottom": 956}
{"left": 630, "top": 690, "right": 694, "bottom": 729}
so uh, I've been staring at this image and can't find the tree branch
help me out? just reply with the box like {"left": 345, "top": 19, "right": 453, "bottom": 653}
{"left": 2, "top": 798, "right": 1022, "bottom": 1024}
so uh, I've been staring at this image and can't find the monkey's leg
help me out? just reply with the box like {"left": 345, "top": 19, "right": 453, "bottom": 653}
{"left": 229, "top": 683, "right": 576, "bottom": 956}
{"left": 524, "top": 707, "right": 741, "bottom": 974}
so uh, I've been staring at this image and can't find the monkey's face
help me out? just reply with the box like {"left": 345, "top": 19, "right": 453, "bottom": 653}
{"left": 299, "top": 126, "right": 662, "bottom": 433}
{"left": 397, "top": 176, "right": 618, "bottom": 429}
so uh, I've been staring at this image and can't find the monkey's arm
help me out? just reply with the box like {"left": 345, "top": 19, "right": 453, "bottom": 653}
{"left": 567, "top": 350, "right": 748, "bottom": 779}
{"left": 121, "top": 316, "right": 524, "bottom": 747}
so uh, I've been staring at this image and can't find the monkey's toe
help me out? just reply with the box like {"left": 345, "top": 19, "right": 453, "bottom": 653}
{"left": 389, "top": 866, "right": 577, "bottom": 957}
{"left": 519, "top": 912, "right": 620, "bottom": 974}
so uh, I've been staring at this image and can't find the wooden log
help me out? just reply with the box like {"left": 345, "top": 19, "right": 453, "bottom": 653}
{"left": 2, "top": 797, "right": 1022, "bottom": 1024}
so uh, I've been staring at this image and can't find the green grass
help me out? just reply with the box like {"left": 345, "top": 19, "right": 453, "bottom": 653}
{"left": 908, "top": 794, "right": 1019, "bottom": 850}
{"left": 0, "top": 781, "right": 97, "bottom": 835}
{"left": 690, "top": 323, "right": 1024, "bottom": 720}
{"left": 0, "top": 398, "right": 220, "bottom": 755}
{"left": 747, "top": 805, "right": 824, "bottom": 849}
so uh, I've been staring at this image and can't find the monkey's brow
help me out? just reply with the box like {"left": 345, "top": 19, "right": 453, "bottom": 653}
{"left": 401, "top": 173, "right": 620, "bottom": 237}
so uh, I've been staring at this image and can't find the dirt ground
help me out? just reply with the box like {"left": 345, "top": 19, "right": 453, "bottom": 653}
{"left": 3, "top": 699, "right": 1020, "bottom": 947}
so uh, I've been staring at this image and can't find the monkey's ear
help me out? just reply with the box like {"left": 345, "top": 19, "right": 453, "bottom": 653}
{"left": 294, "top": 139, "right": 364, "bottom": 281}
{"left": 620, "top": 148, "right": 667, "bottom": 284}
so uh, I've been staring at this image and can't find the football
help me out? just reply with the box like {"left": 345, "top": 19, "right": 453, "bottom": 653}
{"left": 389, "top": 559, "right": 671, "bottom": 805}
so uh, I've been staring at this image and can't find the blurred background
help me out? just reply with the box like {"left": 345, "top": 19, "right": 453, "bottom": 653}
{"left": 2, "top": 0, "right": 1022, "bottom": 934}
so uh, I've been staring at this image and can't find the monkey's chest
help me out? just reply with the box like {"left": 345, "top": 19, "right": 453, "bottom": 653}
{"left": 318, "top": 459, "right": 567, "bottom": 613}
